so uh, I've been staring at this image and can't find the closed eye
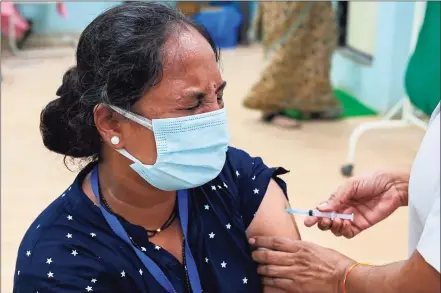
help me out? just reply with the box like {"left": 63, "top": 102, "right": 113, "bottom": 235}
{"left": 183, "top": 93, "right": 205, "bottom": 111}
{"left": 181, "top": 81, "right": 227, "bottom": 111}
{"left": 184, "top": 102, "right": 201, "bottom": 111}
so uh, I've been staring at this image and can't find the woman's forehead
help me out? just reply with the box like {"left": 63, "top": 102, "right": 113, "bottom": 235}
{"left": 137, "top": 28, "right": 222, "bottom": 112}
{"left": 161, "top": 27, "right": 218, "bottom": 78}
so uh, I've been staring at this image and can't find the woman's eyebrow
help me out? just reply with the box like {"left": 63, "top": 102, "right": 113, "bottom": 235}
{"left": 180, "top": 81, "right": 227, "bottom": 101}
{"left": 215, "top": 81, "right": 227, "bottom": 94}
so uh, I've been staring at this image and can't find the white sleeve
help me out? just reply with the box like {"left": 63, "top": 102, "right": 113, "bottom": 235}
{"left": 417, "top": 191, "right": 440, "bottom": 273}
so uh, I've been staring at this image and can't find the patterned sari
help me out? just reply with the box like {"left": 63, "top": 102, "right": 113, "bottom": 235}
{"left": 244, "top": 2, "right": 341, "bottom": 119}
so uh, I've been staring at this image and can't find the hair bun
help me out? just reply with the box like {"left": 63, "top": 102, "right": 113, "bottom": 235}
{"left": 40, "top": 98, "right": 73, "bottom": 156}
{"left": 56, "top": 67, "right": 81, "bottom": 104}
{"left": 40, "top": 67, "right": 99, "bottom": 159}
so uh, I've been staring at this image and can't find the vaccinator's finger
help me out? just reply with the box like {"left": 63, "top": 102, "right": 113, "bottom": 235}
{"left": 249, "top": 236, "right": 299, "bottom": 253}
{"left": 304, "top": 216, "right": 319, "bottom": 227}
{"left": 317, "top": 218, "right": 332, "bottom": 231}
{"left": 330, "top": 218, "right": 343, "bottom": 236}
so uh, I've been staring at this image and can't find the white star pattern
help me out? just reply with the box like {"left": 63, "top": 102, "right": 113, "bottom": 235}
{"left": 61, "top": 193, "right": 66, "bottom": 197}
{"left": 17, "top": 271, "right": 20, "bottom": 275}
{"left": 16, "top": 161, "right": 271, "bottom": 290}
{"left": 68, "top": 186, "right": 72, "bottom": 191}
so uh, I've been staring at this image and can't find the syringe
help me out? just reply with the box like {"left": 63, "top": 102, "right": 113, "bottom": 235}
{"left": 286, "top": 208, "right": 354, "bottom": 221}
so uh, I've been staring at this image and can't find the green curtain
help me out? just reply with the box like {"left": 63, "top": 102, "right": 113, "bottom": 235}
{"left": 405, "top": 1, "right": 440, "bottom": 116}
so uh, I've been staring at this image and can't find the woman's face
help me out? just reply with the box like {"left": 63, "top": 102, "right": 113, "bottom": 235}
{"left": 101, "top": 26, "right": 225, "bottom": 166}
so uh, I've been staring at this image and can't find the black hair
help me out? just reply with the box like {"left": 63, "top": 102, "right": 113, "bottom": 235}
{"left": 40, "top": 2, "right": 219, "bottom": 165}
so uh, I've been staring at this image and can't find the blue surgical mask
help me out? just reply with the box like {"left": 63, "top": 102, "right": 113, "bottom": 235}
{"left": 108, "top": 105, "right": 230, "bottom": 191}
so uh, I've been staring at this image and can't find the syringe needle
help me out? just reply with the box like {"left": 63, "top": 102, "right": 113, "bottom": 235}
{"left": 286, "top": 208, "right": 354, "bottom": 221}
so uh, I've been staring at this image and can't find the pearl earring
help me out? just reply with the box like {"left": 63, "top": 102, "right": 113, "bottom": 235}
{"left": 110, "top": 136, "right": 120, "bottom": 145}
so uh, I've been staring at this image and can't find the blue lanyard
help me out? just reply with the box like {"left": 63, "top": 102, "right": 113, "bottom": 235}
{"left": 91, "top": 166, "right": 202, "bottom": 293}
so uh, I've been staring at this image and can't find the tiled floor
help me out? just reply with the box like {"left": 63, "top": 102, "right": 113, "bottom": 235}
{"left": 1, "top": 45, "right": 425, "bottom": 292}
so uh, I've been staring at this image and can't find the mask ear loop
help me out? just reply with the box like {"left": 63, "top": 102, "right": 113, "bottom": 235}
{"left": 116, "top": 148, "right": 144, "bottom": 165}
{"left": 98, "top": 104, "right": 154, "bottom": 166}
{"left": 104, "top": 104, "right": 153, "bottom": 130}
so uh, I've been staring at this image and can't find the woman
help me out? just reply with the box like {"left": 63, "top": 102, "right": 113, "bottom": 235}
{"left": 13, "top": 3, "right": 300, "bottom": 293}
{"left": 250, "top": 105, "right": 440, "bottom": 292}
{"left": 244, "top": 2, "right": 342, "bottom": 127}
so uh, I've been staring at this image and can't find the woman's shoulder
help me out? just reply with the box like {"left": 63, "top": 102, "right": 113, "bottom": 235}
{"left": 19, "top": 164, "right": 106, "bottom": 246}
{"left": 225, "top": 146, "right": 254, "bottom": 164}
{"left": 17, "top": 179, "right": 97, "bottom": 247}
{"left": 19, "top": 186, "right": 74, "bottom": 247}
{"left": 14, "top": 184, "right": 123, "bottom": 292}
{"left": 14, "top": 229, "right": 118, "bottom": 292}
{"left": 222, "top": 146, "right": 264, "bottom": 179}
{"left": 199, "top": 146, "right": 289, "bottom": 228}
{"left": 222, "top": 146, "right": 289, "bottom": 185}
{"left": 16, "top": 186, "right": 94, "bottom": 260}
{"left": 209, "top": 146, "right": 267, "bottom": 196}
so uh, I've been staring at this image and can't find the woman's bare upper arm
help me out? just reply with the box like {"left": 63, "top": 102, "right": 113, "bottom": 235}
{"left": 246, "top": 179, "right": 301, "bottom": 240}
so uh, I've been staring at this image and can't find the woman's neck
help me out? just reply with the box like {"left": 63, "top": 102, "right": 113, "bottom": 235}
{"left": 83, "top": 162, "right": 177, "bottom": 230}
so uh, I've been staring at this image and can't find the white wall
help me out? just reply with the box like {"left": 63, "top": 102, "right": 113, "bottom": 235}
{"left": 331, "top": 2, "right": 417, "bottom": 113}
{"left": 346, "top": 2, "right": 378, "bottom": 56}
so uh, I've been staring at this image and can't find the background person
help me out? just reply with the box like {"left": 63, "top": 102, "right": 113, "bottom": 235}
{"left": 244, "top": 2, "right": 342, "bottom": 127}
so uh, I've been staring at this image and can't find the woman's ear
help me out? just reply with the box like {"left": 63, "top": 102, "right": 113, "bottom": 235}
{"left": 94, "top": 104, "right": 124, "bottom": 149}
